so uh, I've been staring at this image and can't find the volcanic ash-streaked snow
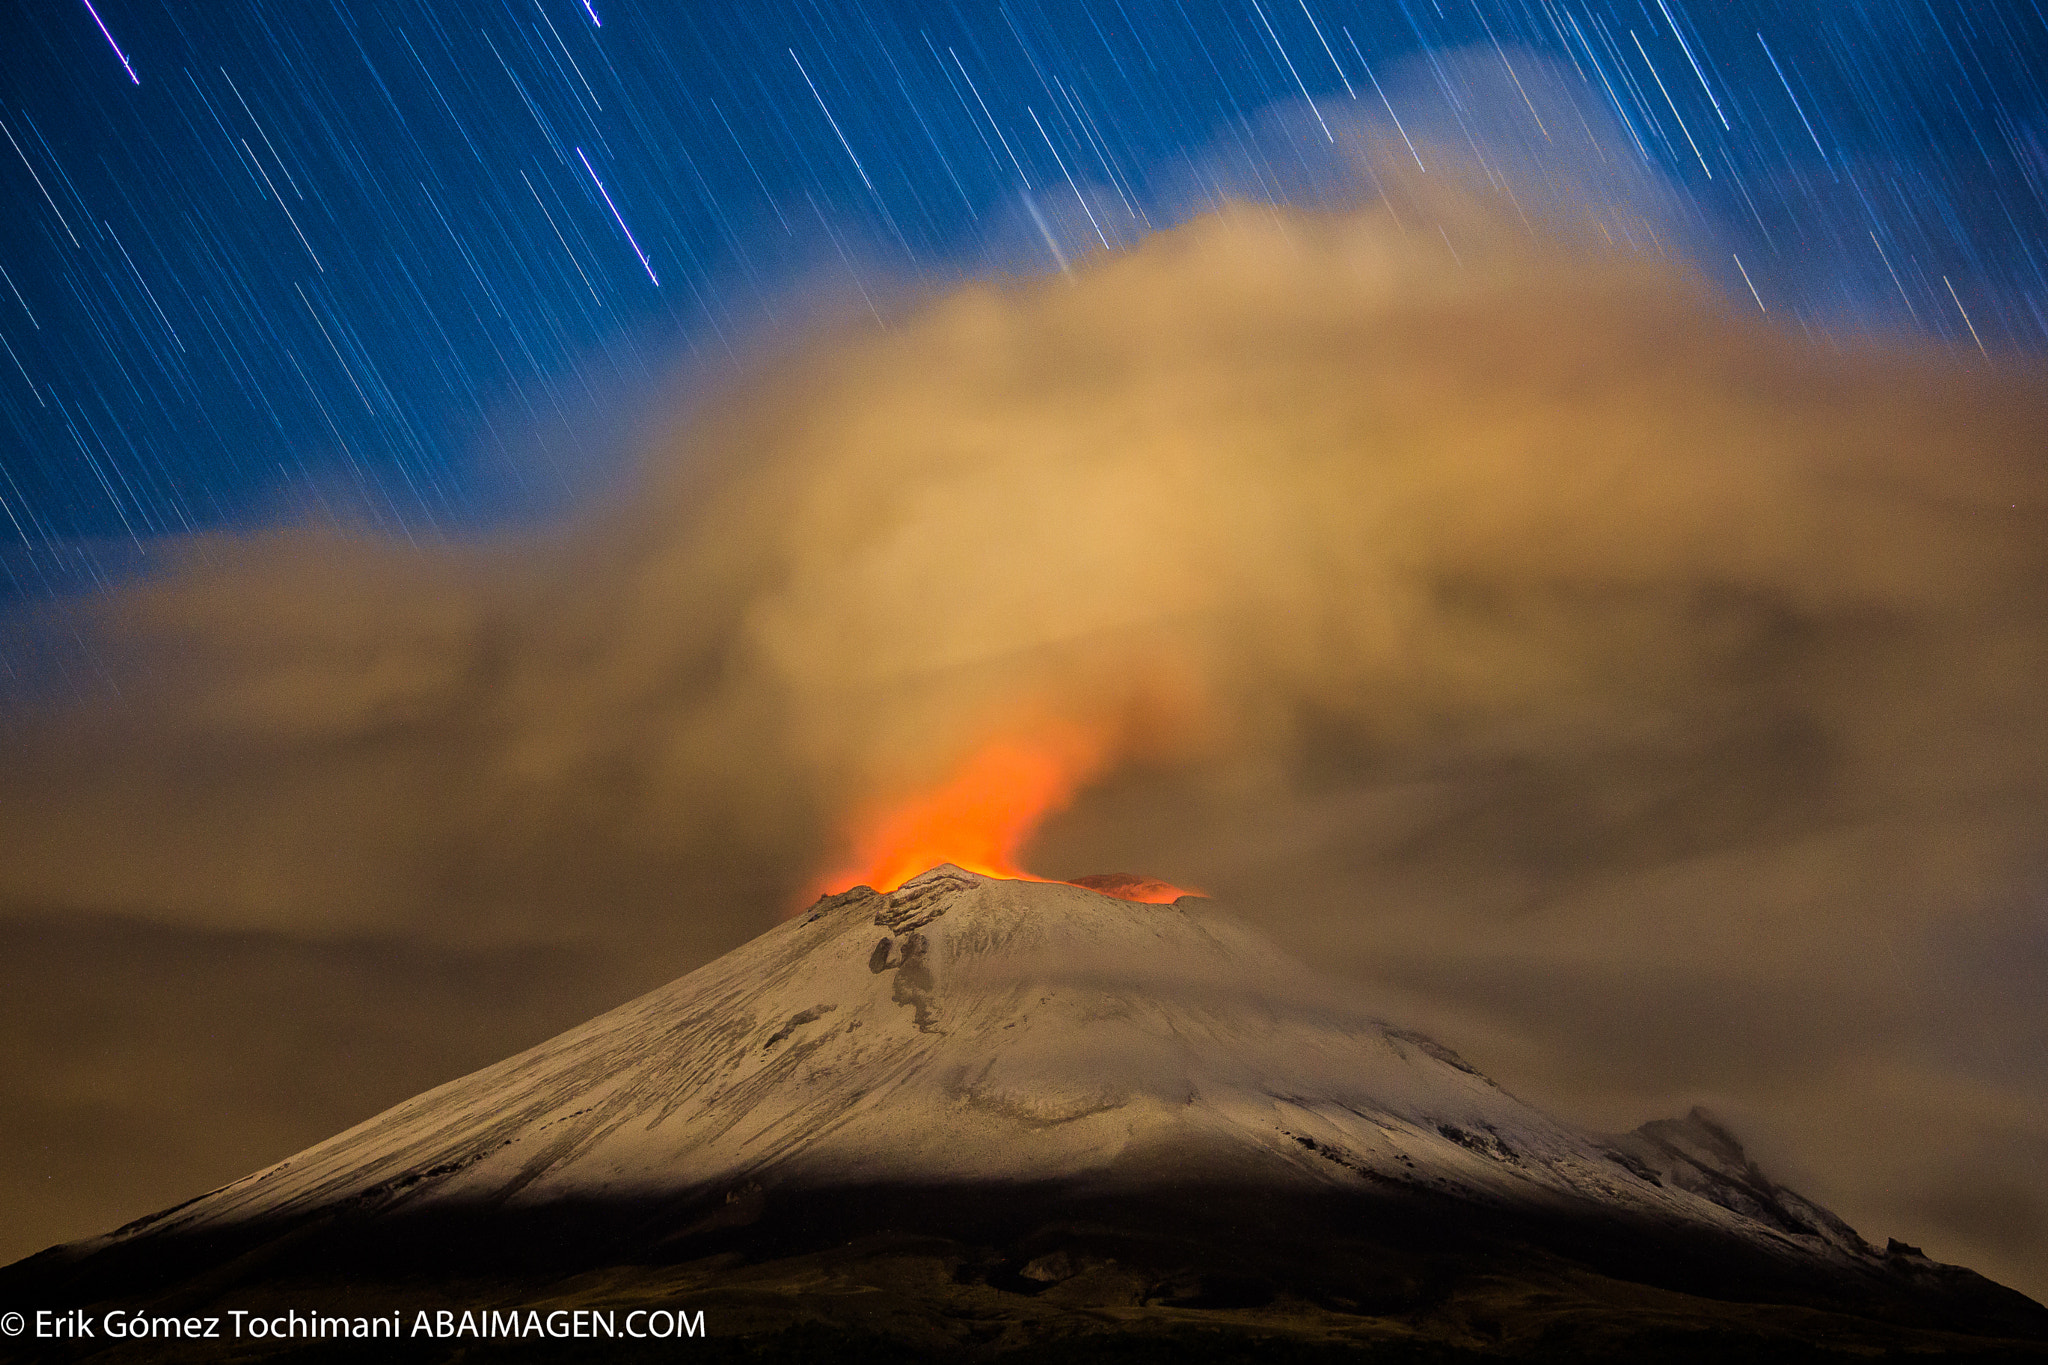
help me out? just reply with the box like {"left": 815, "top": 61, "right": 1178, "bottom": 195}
{"left": 89, "top": 867, "right": 1882, "bottom": 1275}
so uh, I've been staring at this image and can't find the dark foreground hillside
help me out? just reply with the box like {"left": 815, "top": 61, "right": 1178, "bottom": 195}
{"left": 5, "top": 1179, "right": 2044, "bottom": 1363}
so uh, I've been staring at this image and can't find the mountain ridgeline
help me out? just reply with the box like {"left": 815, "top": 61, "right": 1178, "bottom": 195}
{"left": 6, "top": 867, "right": 2044, "bottom": 1361}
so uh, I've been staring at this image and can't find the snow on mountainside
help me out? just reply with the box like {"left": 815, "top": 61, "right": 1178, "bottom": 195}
{"left": 87, "top": 867, "right": 1891, "bottom": 1278}
{"left": 1603, "top": 1108, "right": 1873, "bottom": 1259}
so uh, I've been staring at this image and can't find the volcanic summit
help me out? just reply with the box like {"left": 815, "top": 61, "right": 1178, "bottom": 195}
{"left": 8, "top": 867, "right": 2044, "bottom": 1360}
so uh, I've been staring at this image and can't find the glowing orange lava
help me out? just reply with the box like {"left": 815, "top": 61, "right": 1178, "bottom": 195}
{"left": 813, "top": 725, "right": 1110, "bottom": 897}
{"left": 807, "top": 702, "right": 1206, "bottom": 907}
{"left": 1063, "top": 872, "right": 1200, "bottom": 904}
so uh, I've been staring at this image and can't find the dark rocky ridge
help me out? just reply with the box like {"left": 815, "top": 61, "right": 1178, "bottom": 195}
{"left": 4, "top": 1175, "right": 2043, "bottom": 1362}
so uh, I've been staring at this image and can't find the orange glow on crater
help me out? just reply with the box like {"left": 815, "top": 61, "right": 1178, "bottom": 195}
{"left": 808, "top": 718, "right": 1204, "bottom": 904}
{"left": 813, "top": 725, "right": 1110, "bottom": 897}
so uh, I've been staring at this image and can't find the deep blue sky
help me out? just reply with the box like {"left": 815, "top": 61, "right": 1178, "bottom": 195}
{"left": 1, "top": 0, "right": 2044, "bottom": 570}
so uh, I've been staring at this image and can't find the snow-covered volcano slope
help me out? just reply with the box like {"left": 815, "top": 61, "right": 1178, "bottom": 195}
{"left": 69, "top": 866, "right": 1904, "bottom": 1283}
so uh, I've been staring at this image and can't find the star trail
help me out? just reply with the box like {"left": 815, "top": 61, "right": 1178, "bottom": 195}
{"left": 1, "top": 0, "right": 2045, "bottom": 590}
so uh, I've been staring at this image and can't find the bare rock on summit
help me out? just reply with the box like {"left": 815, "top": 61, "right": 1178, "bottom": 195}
{"left": 1065, "top": 872, "right": 1198, "bottom": 902}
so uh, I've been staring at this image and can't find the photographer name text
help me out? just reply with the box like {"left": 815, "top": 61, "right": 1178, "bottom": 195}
{"left": 16, "top": 1306, "right": 706, "bottom": 1341}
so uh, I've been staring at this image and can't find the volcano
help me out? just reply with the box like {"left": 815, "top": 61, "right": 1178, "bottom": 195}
{"left": 8, "top": 867, "right": 2044, "bottom": 1361}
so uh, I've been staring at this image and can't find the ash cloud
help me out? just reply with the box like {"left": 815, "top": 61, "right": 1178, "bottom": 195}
{"left": 6, "top": 55, "right": 2048, "bottom": 1300}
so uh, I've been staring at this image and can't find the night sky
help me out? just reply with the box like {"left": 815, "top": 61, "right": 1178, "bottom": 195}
{"left": 7, "top": 0, "right": 2048, "bottom": 1309}
{"left": 2, "top": 0, "right": 2046, "bottom": 574}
